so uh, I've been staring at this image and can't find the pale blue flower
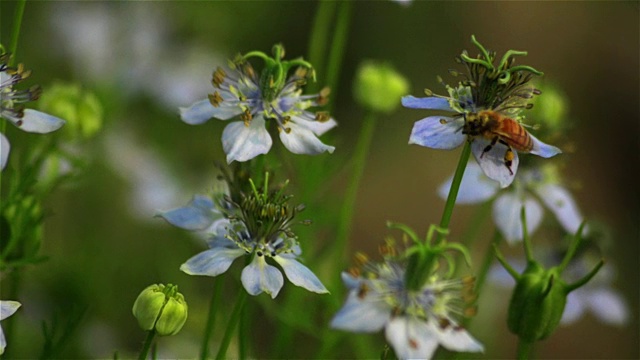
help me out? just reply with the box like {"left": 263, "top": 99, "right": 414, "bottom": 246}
{"left": 1, "top": 55, "right": 65, "bottom": 170}
{"left": 0, "top": 300, "right": 21, "bottom": 355}
{"left": 331, "top": 261, "right": 483, "bottom": 359}
{"left": 180, "top": 61, "right": 336, "bottom": 163}
{"left": 438, "top": 162, "right": 583, "bottom": 244}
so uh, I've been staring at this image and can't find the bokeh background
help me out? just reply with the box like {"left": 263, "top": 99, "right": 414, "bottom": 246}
{"left": 1, "top": 1, "right": 638, "bottom": 359}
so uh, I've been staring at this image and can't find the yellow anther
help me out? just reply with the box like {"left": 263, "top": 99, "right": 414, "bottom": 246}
{"left": 295, "top": 67, "right": 308, "bottom": 78}
{"left": 208, "top": 91, "right": 224, "bottom": 107}
{"left": 439, "top": 118, "right": 447, "bottom": 125}
{"left": 354, "top": 252, "right": 369, "bottom": 267}
{"left": 317, "top": 87, "right": 331, "bottom": 106}
{"left": 284, "top": 127, "right": 292, "bottom": 134}
{"left": 315, "top": 111, "right": 330, "bottom": 122}
{"left": 348, "top": 267, "right": 361, "bottom": 278}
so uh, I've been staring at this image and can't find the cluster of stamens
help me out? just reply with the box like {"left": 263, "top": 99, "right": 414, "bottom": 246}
{"left": 1, "top": 53, "right": 42, "bottom": 125}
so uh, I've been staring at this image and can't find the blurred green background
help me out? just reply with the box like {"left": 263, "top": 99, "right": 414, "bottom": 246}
{"left": 1, "top": 1, "right": 638, "bottom": 358}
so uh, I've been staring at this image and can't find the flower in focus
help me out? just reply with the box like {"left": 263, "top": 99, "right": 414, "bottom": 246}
{"left": 0, "top": 300, "right": 21, "bottom": 355}
{"left": 1, "top": 53, "right": 65, "bottom": 170}
{"left": 331, "top": 241, "right": 483, "bottom": 359}
{"left": 180, "top": 44, "right": 336, "bottom": 163}
{"left": 402, "top": 36, "right": 561, "bottom": 187}
{"left": 439, "top": 162, "right": 583, "bottom": 244}
{"left": 132, "top": 284, "right": 188, "bottom": 336}
{"left": 158, "top": 174, "right": 327, "bottom": 298}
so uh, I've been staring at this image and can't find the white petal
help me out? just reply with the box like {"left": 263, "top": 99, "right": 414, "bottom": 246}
{"left": 240, "top": 256, "right": 284, "bottom": 298}
{"left": 340, "top": 272, "right": 361, "bottom": 290}
{"left": 385, "top": 317, "right": 439, "bottom": 360}
{"left": 180, "top": 248, "right": 245, "bottom": 277}
{"left": 0, "top": 133, "right": 9, "bottom": 170}
{"left": 16, "top": 109, "right": 65, "bottom": 134}
{"left": 471, "top": 138, "right": 518, "bottom": 188}
{"left": 179, "top": 99, "right": 243, "bottom": 124}
{"left": 561, "top": 291, "right": 586, "bottom": 325}
{"left": 273, "top": 256, "right": 328, "bottom": 294}
{"left": 534, "top": 184, "right": 583, "bottom": 235}
{"left": 409, "top": 116, "right": 465, "bottom": 150}
{"left": 493, "top": 193, "right": 543, "bottom": 244}
{"left": 330, "top": 289, "right": 391, "bottom": 332}
{"left": 279, "top": 121, "right": 335, "bottom": 155}
{"left": 222, "top": 117, "right": 272, "bottom": 163}
{"left": 0, "top": 326, "right": 5, "bottom": 355}
{"left": 0, "top": 301, "right": 21, "bottom": 321}
{"left": 529, "top": 133, "right": 561, "bottom": 158}
{"left": 437, "top": 162, "right": 500, "bottom": 203}
{"left": 401, "top": 95, "right": 454, "bottom": 111}
{"left": 431, "top": 321, "right": 484, "bottom": 353}
{"left": 156, "top": 195, "right": 218, "bottom": 231}
{"left": 291, "top": 113, "right": 337, "bottom": 136}
{"left": 585, "top": 288, "right": 630, "bottom": 326}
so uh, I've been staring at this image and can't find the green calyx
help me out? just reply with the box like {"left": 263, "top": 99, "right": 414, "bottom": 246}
{"left": 239, "top": 44, "right": 316, "bottom": 102}
{"left": 132, "top": 284, "right": 188, "bottom": 336}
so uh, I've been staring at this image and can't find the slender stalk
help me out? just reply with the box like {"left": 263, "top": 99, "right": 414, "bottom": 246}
{"left": 8, "top": 0, "right": 27, "bottom": 66}
{"left": 306, "top": 0, "right": 336, "bottom": 94}
{"left": 137, "top": 330, "right": 156, "bottom": 360}
{"left": 475, "top": 230, "right": 501, "bottom": 295}
{"left": 517, "top": 338, "right": 535, "bottom": 360}
{"left": 324, "top": 0, "right": 353, "bottom": 114}
{"left": 334, "top": 112, "right": 377, "bottom": 263}
{"left": 215, "top": 290, "right": 248, "bottom": 360}
{"left": 200, "top": 277, "right": 223, "bottom": 360}
{"left": 437, "top": 142, "right": 472, "bottom": 240}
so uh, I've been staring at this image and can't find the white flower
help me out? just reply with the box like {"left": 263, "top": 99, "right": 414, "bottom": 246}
{"left": 331, "top": 260, "right": 483, "bottom": 359}
{"left": 180, "top": 51, "right": 336, "bottom": 163}
{"left": 0, "top": 300, "right": 21, "bottom": 355}
{"left": 438, "top": 162, "right": 583, "bottom": 244}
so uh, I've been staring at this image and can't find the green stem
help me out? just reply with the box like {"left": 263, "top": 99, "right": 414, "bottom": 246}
{"left": 324, "top": 0, "right": 353, "bottom": 114}
{"left": 517, "top": 338, "right": 535, "bottom": 360}
{"left": 8, "top": 0, "right": 27, "bottom": 66}
{"left": 334, "top": 112, "right": 377, "bottom": 263}
{"left": 474, "top": 230, "right": 502, "bottom": 296}
{"left": 437, "top": 141, "right": 472, "bottom": 240}
{"left": 306, "top": 0, "right": 336, "bottom": 94}
{"left": 200, "top": 277, "right": 223, "bottom": 360}
{"left": 137, "top": 330, "right": 156, "bottom": 360}
{"left": 215, "top": 290, "right": 248, "bottom": 360}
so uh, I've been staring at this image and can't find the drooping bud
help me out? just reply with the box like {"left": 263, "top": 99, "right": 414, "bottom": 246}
{"left": 353, "top": 60, "right": 409, "bottom": 113}
{"left": 132, "top": 284, "right": 188, "bottom": 336}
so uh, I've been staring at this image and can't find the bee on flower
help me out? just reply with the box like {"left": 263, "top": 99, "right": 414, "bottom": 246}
{"left": 402, "top": 36, "right": 561, "bottom": 187}
{"left": 331, "top": 233, "right": 483, "bottom": 359}
{"left": 179, "top": 44, "right": 336, "bottom": 164}
{"left": 1, "top": 52, "right": 65, "bottom": 170}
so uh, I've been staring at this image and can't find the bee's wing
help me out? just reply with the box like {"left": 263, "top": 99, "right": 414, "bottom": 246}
{"left": 495, "top": 85, "right": 538, "bottom": 117}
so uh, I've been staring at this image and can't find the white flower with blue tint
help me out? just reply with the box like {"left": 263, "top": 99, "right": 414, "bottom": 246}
{"left": 331, "top": 249, "right": 483, "bottom": 359}
{"left": 0, "top": 300, "right": 21, "bottom": 355}
{"left": 1, "top": 53, "right": 65, "bottom": 170}
{"left": 180, "top": 45, "right": 336, "bottom": 163}
{"left": 439, "top": 162, "right": 583, "bottom": 244}
{"left": 403, "top": 36, "right": 561, "bottom": 187}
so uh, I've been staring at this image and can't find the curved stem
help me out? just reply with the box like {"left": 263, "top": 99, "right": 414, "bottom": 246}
{"left": 437, "top": 141, "right": 472, "bottom": 242}
{"left": 215, "top": 290, "right": 248, "bottom": 360}
{"left": 137, "top": 330, "right": 156, "bottom": 360}
{"left": 517, "top": 338, "right": 535, "bottom": 360}
{"left": 200, "top": 277, "right": 223, "bottom": 360}
{"left": 324, "top": 0, "right": 353, "bottom": 114}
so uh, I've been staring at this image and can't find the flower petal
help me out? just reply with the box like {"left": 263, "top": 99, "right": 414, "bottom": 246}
{"left": 179, "top": 99, "right": 243, "bottom": 124}
{"left": 331, "top": 289, "right": 391, "bottom": 332}
{"left": 534, "top": 184, "right": 583, "bottom": 235}
{"left": 291, "top": 113, "right": 337, "bottom": 136}
{"left": 529, "top": 133, "right": 561, "bottom": 158}
{"left": 431, "top": 321, "right": 484, "bottom": 353}
{"left": 0, "top": 301, "right": 21, "bottom": 321}
{"left": 273, "top": 256, "right": 328, "bottom": 294}
{"left": 241, "top": 256, "right": 284, "bottom": 298}
{"left": 180, "top": 247, "right": 245, "bottom": 277}
{"left": 471, "top": 138, "right": 518, "bottom": 188}
{"left": 385, "top": 317, "right": 439, "bottom": 360}
{"left": 561, "top": 291, "right": 586, "bottom": 325}
{"left": 279, "top": 121, "right": 335, "bottom": 155}
{"left": 437, "top": 161, "right": 500, "bottom": 204}
{"left": 156, "top": 195, "right": 218, "bottom": 231}
{"left": 585, "top": 288, "right": 630, "bottom": 326}
{"left": 493, "top": 193, "right": 543, "bottom": 244}
{"left": 0, "top": 133, "right": 9, "bottom": 171}
{"left": 340, "top": 272, "right": 361, "bottom": 290}
{"left": 409, "top": 116, "right": 465, "bottom": 149}
{"left": 222, "top": 117, "right": 272, "bottom": 163}
{"left": 16, "top": 109, "right": 65, "bottom": 134}
{"left": 401, "top": 95, "right": 454, "bottom": 111}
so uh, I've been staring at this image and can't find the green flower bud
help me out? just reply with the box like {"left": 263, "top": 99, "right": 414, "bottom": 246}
{"left": 507, "top": 263, "right": 567, "bottom": 342}
{"left": 132, "top": 284, "right": 188, "bottom": 336}
{"left": 529, "top": 82, "right": 568, "bottom": 133}
{"left": 353, "top": 61, "right": 409, "bottom": 113}
{"left": 36, "top": 82, "right": 103, "bottom": 140}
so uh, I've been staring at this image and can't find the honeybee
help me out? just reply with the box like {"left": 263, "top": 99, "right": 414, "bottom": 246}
{"left": 462, "top": 110, "right": 533, "bottom": 175}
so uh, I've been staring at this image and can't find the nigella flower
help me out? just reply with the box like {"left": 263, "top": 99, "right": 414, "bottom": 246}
{"left": 0, "top": 300, "right": 21, "bottom": 355}
{"left": 402, "top": 36, "right": 561, "bottom": 187}
{"left": 1, "top": 53, "right": 66, "bottom": 170}
{"left": 180, "top": 44, "right": 336, "bottom": 163}
{"left": 331, "top": 245, "right": 483, "bottom": 359}
{"left": 158, "top": 176, "right": 327, "bottom": 298}
{"left": 439, "top": 162, "right": 583, "bottom": 244}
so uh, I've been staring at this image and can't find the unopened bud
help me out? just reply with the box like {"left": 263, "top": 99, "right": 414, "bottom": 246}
{"left": 132, "top": 284, "right": 188, "bottom": 336}
{"left": 353, "top": 60, "right": 409, "bottom": 113}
